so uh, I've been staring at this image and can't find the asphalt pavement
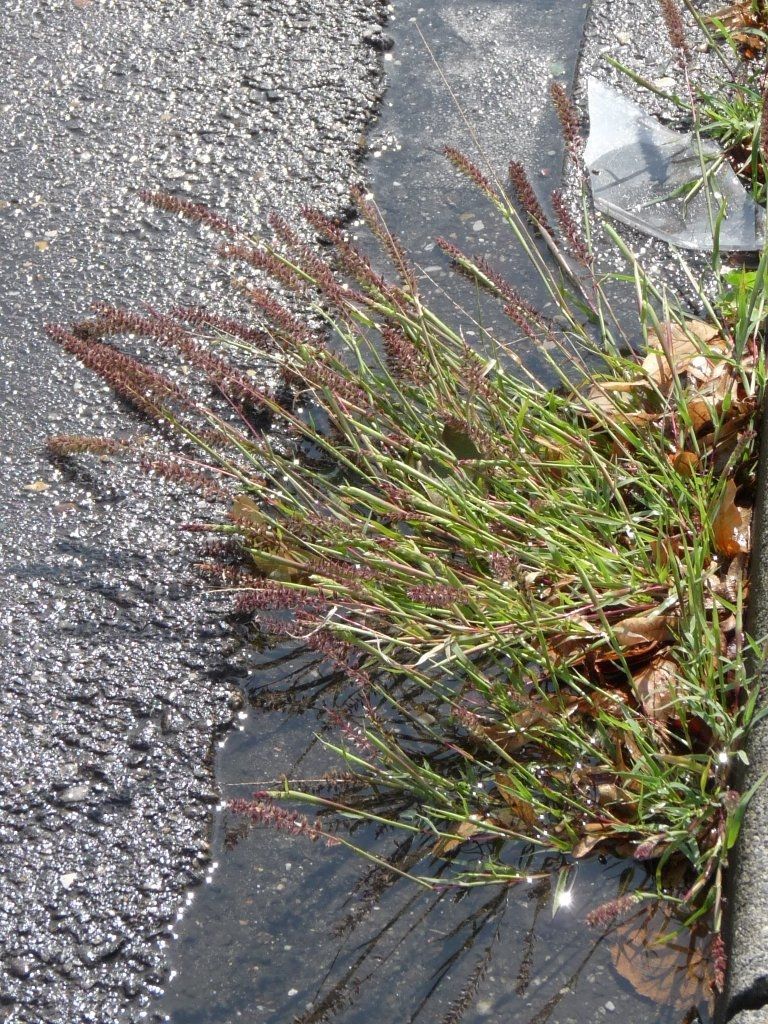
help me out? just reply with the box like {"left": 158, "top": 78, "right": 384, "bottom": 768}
{"left": 0, "top": 2, "right": 382, "bottom": 1021}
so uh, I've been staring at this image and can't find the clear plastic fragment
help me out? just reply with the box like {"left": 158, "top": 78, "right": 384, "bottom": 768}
{"left": 584, "top": 77, "right": 764, "bottom": 252}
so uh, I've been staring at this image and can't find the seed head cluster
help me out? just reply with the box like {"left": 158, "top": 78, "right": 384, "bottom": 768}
{"left": 230, "top": 794, "right": 340, "bottom": 846}
{"left": 508, "top": 161, "right": 553, "bottom": 234}
{"left": 549, "top": 82, "right": 582, "bottom": 164}
{"left": 139, "top": 188, "right": 239, "bottom": 237}
{"left": 657, "top": 0, "right": 689, "bottom": 58}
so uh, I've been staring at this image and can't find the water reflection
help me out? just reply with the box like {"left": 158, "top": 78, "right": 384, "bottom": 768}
{"left": 158, "top": 0, "right": 714, "bottom": 1021}
{"left": 160, "top": 639, "right": 712, "bottom": 1024}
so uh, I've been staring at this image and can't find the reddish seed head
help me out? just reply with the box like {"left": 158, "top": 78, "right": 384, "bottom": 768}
{"left": 381, "top": 326, "right": 429, "bottom": 385}
{"left": 46, "top": 435, "right": 129, "bottom": 457}
{"left": 551, "top": 190, "right": 592, "bottom": 266}
{"left": 508, "top": 161, "right": 553, "bottom": 234}
{"left": 171, "top": 306, "right": 268, "bottom": 345}
{"left": 350, "top": 184, "right": 417, "bottom": 290}
{"left": 140, "top": 457, "right": 230, "bottom": 500}
{"left": 711, "top": 934, "right": 727, "bottom": 993}
{"left": 302, "top": 207, "right": 398, "bottom": 302}
{"left": 229, "top": 795, "right": 339, "bottom": 846}
{"left": 658, "top": 0, "right": 689, "bottom": 57}
{"left": 585, "top": 893, "right": 638, "bottom": 928}
{"left": 406, "top": 583, "right": 464, "bottom": 608}
{"left": 549, "top": 82, "right": 582, "bottom": 163}
{"left": 442, "top": 146, "right": 498, "bottom": 202}
{"left": 138, "top": 189, "right": 239, "bottom": 236}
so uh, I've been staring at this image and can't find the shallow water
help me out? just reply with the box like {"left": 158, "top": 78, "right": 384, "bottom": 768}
{"left": 162, "top": 645, "right": 710, "bottom": 1024}
{"left": 158, "top": 3, "right": 713, "bottom": 1023}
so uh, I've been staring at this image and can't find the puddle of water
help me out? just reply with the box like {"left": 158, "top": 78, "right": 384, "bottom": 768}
{"left": 364, "top": 0, "right": 591, "bottom": 380}
{"left": 163, "top": 646, "right": 711, "bottom": 1024}
{"left": 159, "top": 3, "right": 715, "bottom": 1023}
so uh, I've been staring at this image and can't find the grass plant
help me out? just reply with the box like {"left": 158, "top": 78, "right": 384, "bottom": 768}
{"left": 46, "top": 26, "right": 768, "bottom": 1000}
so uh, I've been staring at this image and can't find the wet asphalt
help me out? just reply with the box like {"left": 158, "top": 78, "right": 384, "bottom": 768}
{"left": 0, "top": 2, "right": 382, "bottom": 1021}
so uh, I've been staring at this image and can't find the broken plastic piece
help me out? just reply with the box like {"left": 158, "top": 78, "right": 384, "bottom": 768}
{"left": 584, "top": 77, "right": 764, "bottom": 252}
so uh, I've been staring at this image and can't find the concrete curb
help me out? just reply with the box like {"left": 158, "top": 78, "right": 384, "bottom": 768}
{"left": 729, "top": 1011, "right": 768, "bottom": 1024}
{"left": 721, "top": 399, "right": 768, "bottom": 1021}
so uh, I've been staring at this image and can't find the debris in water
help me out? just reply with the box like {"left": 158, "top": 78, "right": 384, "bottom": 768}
{"left": 584, "top": 77, "right": 764, "bottom": 251}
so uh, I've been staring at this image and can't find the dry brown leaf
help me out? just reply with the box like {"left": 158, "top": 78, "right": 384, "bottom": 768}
{"left": 572, "top": 831, "right": 613, "bottom": 858}
{"left": 707, "top": 3, "right": 767, "bottom": 56}
{"left": 712, "top": 480, "right": 751, "bottom": 557}
{"left": 548, "top": 616, "right": 603, "bottom": 665}
{"left": 495, "top": 774, "right": 540, "bottom": 828}
{"left": 613, "top": 610, "right": 675, "bottom": 650}
{"left": 643, "top": 320, "right": 724, "bottom": 391}
{"left": 700, "top": 409, "right": 757, "bottom": 471}
{"left": 582, "top": 385, "right": 656, "bottom": 427}
{"left": 232, "top": 493, "right": 261, "bottom": 523}
{"left": 708, "top": 1, "right": 753, "bottom": 25}
{"left": 669, "top": 450, "right": 699, "bottom": 477}
{"left": 480, "top": 706, "right": 549, "bottom": 752}
{"left": 610, "top": 904, "right": 714, "bottom": 1013}
{"left": 678, "top": 319, "right": 721, "bottom": 345}
{"left": 595, "top": 781, "right": 626, "bottom": 807}
{"left": 433, "top": 818, "right": 480, "bottom": 857}
{"left": 686, "top": 396, "right": 716, "bottom": 433}
{"left": 632, "top": 656, "right": 676, "bottom": 728}
{"left": 650, "top": 536, "right": 684, "bottom": 569}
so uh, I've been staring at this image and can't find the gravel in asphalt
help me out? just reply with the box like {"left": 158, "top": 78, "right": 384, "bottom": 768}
{"left": 0, "top": 2, "right": 382, "bottom": 1021}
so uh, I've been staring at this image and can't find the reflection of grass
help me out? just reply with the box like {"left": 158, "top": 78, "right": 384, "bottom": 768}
{"left": 48, "top": 74, "right": 767, "bottom": 988}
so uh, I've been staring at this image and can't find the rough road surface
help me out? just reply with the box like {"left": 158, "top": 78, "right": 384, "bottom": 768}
{"left": 0, "top": 2, "right": 382, "bottom": 1021}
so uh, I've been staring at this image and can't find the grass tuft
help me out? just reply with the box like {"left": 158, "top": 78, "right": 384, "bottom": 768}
{"left": 50, "top": 95, "right": 768, "bottom": 961}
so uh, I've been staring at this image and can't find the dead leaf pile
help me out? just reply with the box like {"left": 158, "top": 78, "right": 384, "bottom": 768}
{"left": 706, "top": 2, "right": 768, "bottom": 58}
{"left": 583, "top": 318, "right": 756, "bottom": 455}
{"left": 433, "top": 318, "right": 756, "bottom": 868}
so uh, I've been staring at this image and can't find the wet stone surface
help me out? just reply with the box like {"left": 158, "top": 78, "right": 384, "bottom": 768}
{"left": 0, "top": 1, "right": 382, "bottom": 1021}
{"left": 367, "top": 0, "right": 591, "bottom": 372}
